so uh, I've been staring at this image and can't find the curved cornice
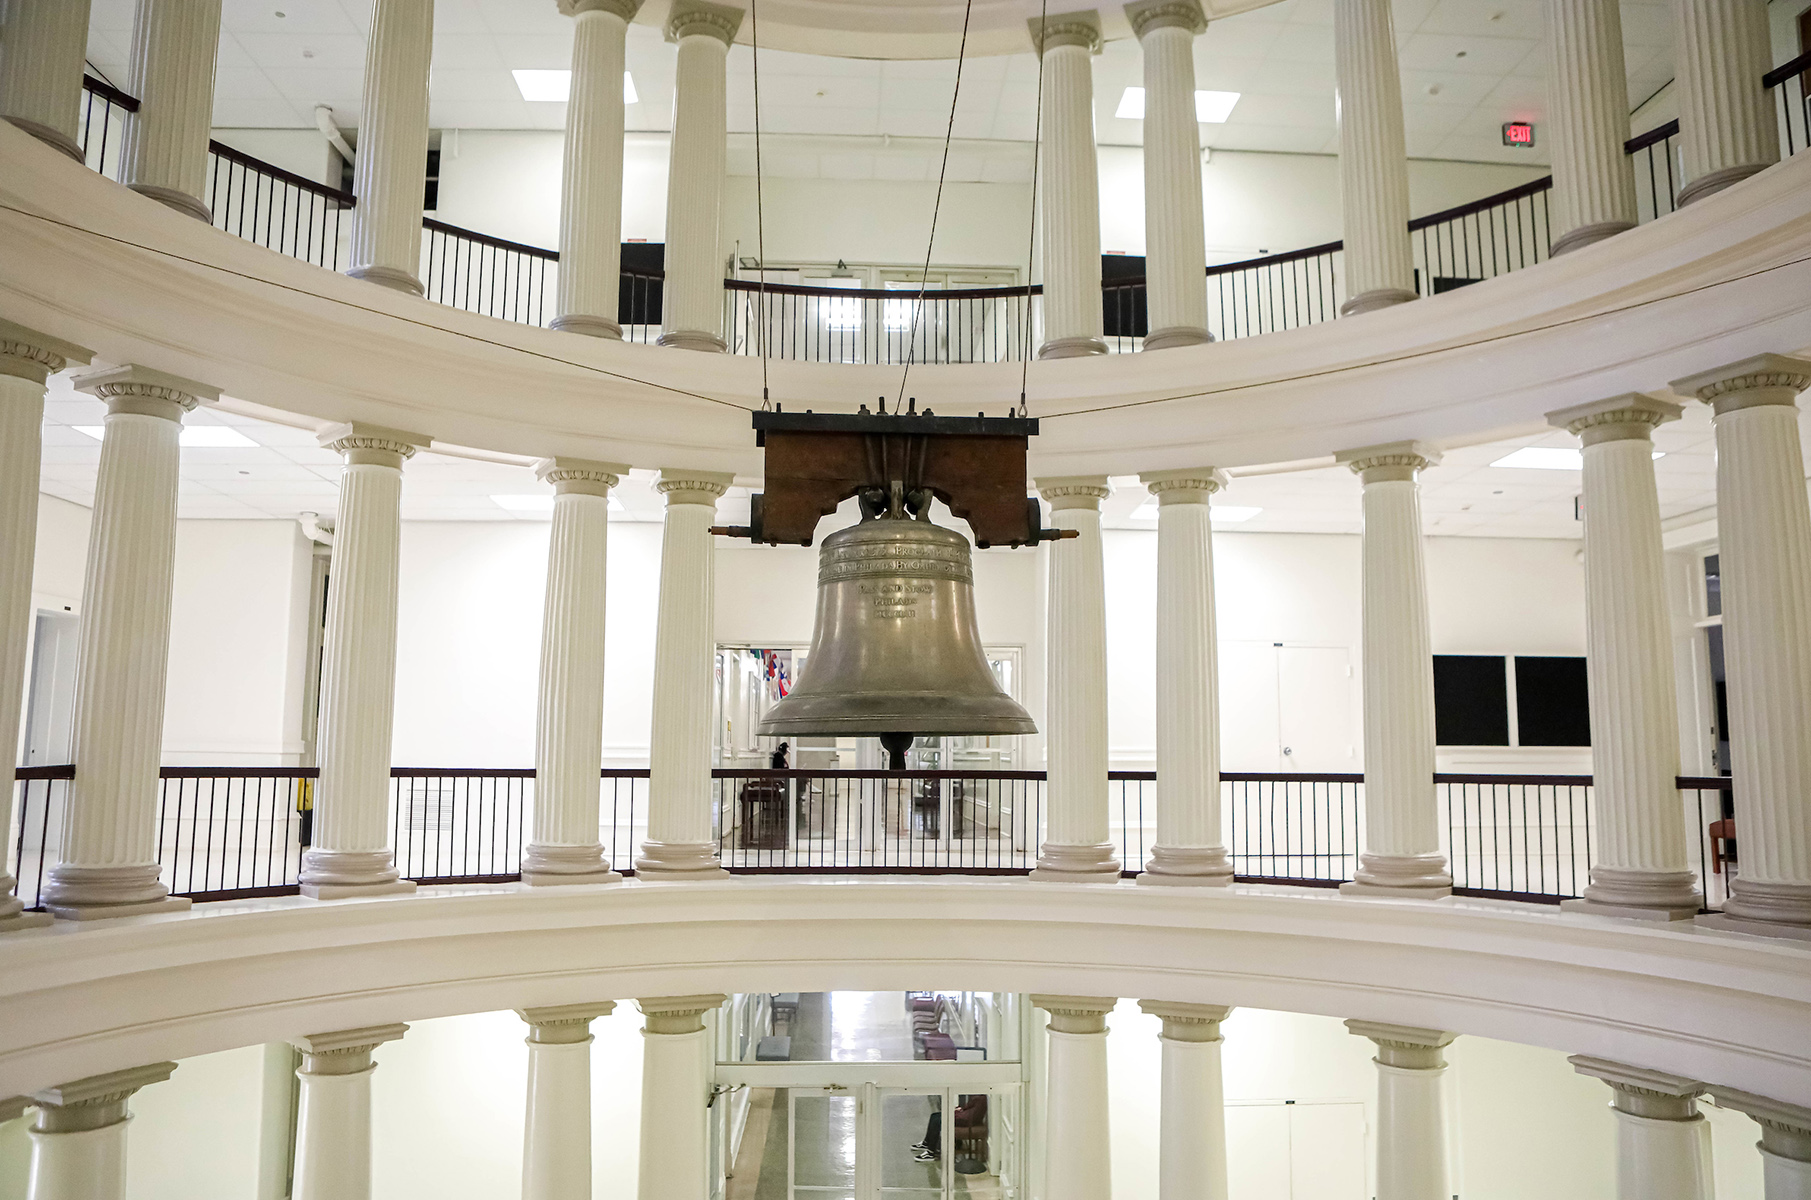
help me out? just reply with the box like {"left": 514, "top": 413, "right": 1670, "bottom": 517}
{"left": 1, "top": 124, "right": 1809, "bottom": 480}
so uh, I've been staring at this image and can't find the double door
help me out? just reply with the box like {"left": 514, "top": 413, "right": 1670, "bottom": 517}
{"left": 787, "top": 1084, "right": 1016, "bottom": 1200}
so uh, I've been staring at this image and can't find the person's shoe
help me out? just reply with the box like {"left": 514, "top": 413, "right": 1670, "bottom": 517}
{"left": 910, "top": 1142, "right": 926, "bottom": 1151}
{"left": 914, "top": 1150, "right": 936, "bottom": 1162}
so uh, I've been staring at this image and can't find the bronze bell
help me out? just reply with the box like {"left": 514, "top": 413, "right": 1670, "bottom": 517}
{"left": 757, "top": 486, "right": 1037, "bottom": 767}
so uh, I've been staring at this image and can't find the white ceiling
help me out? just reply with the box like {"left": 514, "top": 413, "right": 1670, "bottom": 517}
{"left": 81, "top": 0, "right": 1679, "bottom": 167}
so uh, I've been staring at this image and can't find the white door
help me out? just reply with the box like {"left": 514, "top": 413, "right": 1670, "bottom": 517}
{"left": 1276, "top": 646, "right": 1358, "bottom": 772}
{"left": 1219, "top": 641, "right": 1284, "bottom": 769}
{"left": 1226, "top": 1101, "right": 1367, "bottom": 1200}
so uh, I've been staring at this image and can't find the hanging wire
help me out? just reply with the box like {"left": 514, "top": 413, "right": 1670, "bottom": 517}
{"left": 894, "top": 0, "right": 976, "bottom": 409}
{"left": 751, "top": 0, "right": 771, "bottom": 408}
{"left": 1017, "top": 0, "right": 1050, "bottom": 417}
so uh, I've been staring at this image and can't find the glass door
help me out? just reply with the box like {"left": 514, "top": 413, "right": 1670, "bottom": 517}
{"left": 790, "top": 1086, "right": 860, "bottom": 1200}
{"left": 875, "top": 1088, "right": 1015, "bottom": 1200}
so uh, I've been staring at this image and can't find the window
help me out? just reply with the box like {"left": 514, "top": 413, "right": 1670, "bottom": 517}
{"left": 1433, "top": 654, "right": 1591, "bottom": 747}
{"left": 1514, "top": 656, "right": 1591, "bottom": 746}
{"left": 1432, "top": 655, "right": 1510, "bottom": 746}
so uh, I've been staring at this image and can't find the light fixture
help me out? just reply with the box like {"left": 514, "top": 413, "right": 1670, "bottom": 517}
{"left": 492, "top": 493, "right": 625, "bottom": 514}
{"left": 512, "top": 69, "right": 637, "bottom": 104}
{"left": 1130, "top": 500, "right": 1262, "bottom": 522}
{"left": 624, "top": 72, "right": 638, "bottom": 104}
{"left": 1491, "top": 446, "right": 1665, "bottom": 470}
{"left": 1115, "top": 87, "right": 1240, "bottom": 123}
{"left": 74, "top": 425, "right": 258, "bottom": 448}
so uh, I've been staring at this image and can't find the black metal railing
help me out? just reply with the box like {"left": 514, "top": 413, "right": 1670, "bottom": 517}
{"left": 1410, "top": 178, "right": 1554, "bottom": 297}
{"left": 1683, "top": 775, "right": 1736, "bottom": 911}
{"left": 207, "top": 140, "right": 354, "bottom": 270}
{"left": 420, "top": 219, "right": 559, "bottom": 326}
{"left": 1437, "top": 773, "right": 1592, "bottom": 900}
{"left": 724, "top": 280, "right": 1041, "bottom": 364}
{"left": 1627, "top": 120, "right": 1682, "bottom": 223}
{"left": 1766, "top": 50, "right": 1811, "bottom": 159}
{"left": 76, "top": 74, "right": 136, "bottom": 180}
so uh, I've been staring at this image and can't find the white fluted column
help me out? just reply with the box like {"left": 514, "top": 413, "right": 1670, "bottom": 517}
{"left": 0, "top": 323, "right": 89, "bottom": 931}
{"left": 1031, "top": 12, "right": 1107, "bottom": 359}
{"left": 528, "top": 459, "right": 629, "bottom": 885}
{"left": 1545, "top": 396, "right": 1701, "bottom": 919}
{"left": 1711, "top": 1088, "right": 1811, "bottom": 1200}
{"left": 121, "top": 0, "right": 222, "bottom": 220}
{"left": 1673, "top": 355, "right": 1811, "bottom": 938}
{"left": 1032, "top": 995, "right": 1116, "bottom": 1200}
{"left": 292, "top": 1025, "right": 407, "bottom": 1200}
{"left": 42, "top": 366, "right": 218, "bottom": 920}
{"left": 26, "top": 1063, "right": 177, "bottom": 1200}
{"left": 301, "top": 424, "right": 429, "bottom": 899}
{"left": 1139, "top": 1001, "right": 1232, "bottom": 1200}
{"left": 638, "top": 470, "right": 733, "bottom": 878}
{"left": 1571, "top": 1058, "right": 1714, "bottom": 1200}
{"left": 1673, "top": 0, "right": 1778, "bottom": 206}
{"left": 658, "top": 0, "right": 741, "bottom": 353}
{"left": 1347, "top": 1022, "right": 1455, "bottom": 1200}
{"left": 1336, "top": 442, "right": 1451, "bottom": 898}
{"left": 554, "top": 0, "right": 641, "bottom": 338}
{"left": 1545, "top": 0, "right": 1638, "bottom": 253}
{"left": 1139, "top": 469, "right": 1232, "bottom": 884}
{"left": 347, "top": 0, "right": 434, "bottom": 294}
{"left": 0, "top": 0, "right": 96, "bottom": 161}
{"left": 519, "top": 1003, "right": 615, "bottom": 1200}
{"left": 636, "top": 995, "right": 725, "bottom": 1200}
{"left": 1127, "top": 1, "right": 1210, "bottom": 349}
{"left": 1032, "top": 478, "right": 1119, "bottom": 882}
{"left": 1334, "top": 0, "right": 1415, "bottom": 314}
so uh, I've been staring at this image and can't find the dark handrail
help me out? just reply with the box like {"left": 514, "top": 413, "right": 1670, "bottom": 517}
{"left": 81, "top": 74, "right": 138, "bottom": 112}
{"left": 1762, "top": 49, "right": 1811, "bottom": 89}
{"left": 1624, "top": 118, "right": 1681, "bottom": 155}
{"left": 421, "top": 217, "right": 559, "bottom": 260}
{"left": 1408, "top": 175, "right": 1554, "bottom": 232}
{"left": 724, "top": 278, "right": 1042, "bottom": 300}
{"left": 14, "top": 764, "right": 74, "bottom": 780}
{"left": 209, "top": 138, "right": 356, "bottom": 206}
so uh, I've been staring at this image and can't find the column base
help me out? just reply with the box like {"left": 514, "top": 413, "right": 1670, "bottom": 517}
{"left": 634, "top": 841, "right": 728, "bottom": 880}
{"left": 1037, "top": 336, "right": 1109, "bottom": 360}
{"left": 127, "top": 183, "right": 211, "bottom": 223}
{"left": 40, "top": 863, "right": 180, "bottom": 912}
{"left": 1710, "top": 877, "right": 1811, "bottom": 935}
{"left": 346, "top": 264, "right": 427, "bottom": 296}
{"left": 301, "top": 879, "right": 418, "bottom": 900}
{"left": 1136, "top": 845, "right": 1233, "bottom": 886}
{"left": 4, "top": 117, "right": 84, "bottom": 163}
{"left": 299, "top": 848, "right": 414, "bottom": 899}
{"left": 0, "top": 910, "right": 53, "bottom": 931}
{"left": 1562, "top": 897, "right": 1700, "bottom": 921}
{"left": 1550, "top": 220, "right": 1634, "bottom": 256}
{"left": 1339, "top": 288, "right": 1418, "bottom": 316}
{"left": 1341, "top": 852, "right": 1452, "bottom": 899}
{"left": 1677, "top": 163, "right": 1770, "bottom": 208}
{"left": 1141, "top": 326, "right": 1214, "bottom": 351}
{"left": 656, "top": 330, "right": 727, "bottom": 353}
{"left": 46, "top": 895, "right": 193, "bottom": 920}
{"left": 1561, "top": 866, "right": 1701, "bottom": 920}
{"left": 550, "top": 314, "right": 624, "bottom": 339}
{"left": 1030, "top": 842, "right": 1122, "bottom": 883}
{"left": 522, "top": 842, "right": 622, "bottom": 886}
{"left": 1695, "top": 912, "right": 1811, "bottom": 943}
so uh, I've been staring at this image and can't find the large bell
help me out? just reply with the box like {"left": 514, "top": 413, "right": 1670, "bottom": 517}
{"left": 758, "top": 499, "right": 1037, "bottom": 766}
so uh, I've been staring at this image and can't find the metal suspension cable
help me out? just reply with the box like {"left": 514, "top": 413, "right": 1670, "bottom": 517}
{"left": 751, "top": 0, "right": 771, "bottom": 407}
{"left": 1017, "top": 0, "right": 1050, "bottom": 417}
{"left": 894, "top": 0, "right": 976, "bottom": 409}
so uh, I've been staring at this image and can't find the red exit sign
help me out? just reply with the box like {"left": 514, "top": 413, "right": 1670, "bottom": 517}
{"left": 1502, "top": 122, "right": 1536, "bottom": 147}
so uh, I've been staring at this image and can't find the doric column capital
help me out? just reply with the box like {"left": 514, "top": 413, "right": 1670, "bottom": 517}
{"left": 656, "top": 468, "right": 734, "bottom": 505}
{"left": 1567, "top": 1056, "right": 1705, "bottom": 1120}
{"left": 535, "top": 457, "right": 630, "bottom": 496}
{"left": 1138, "top": 999, "right": 1232, "bottom": 1041}
{"left": 1547, "top": 393, "right": 1684, "bottom": 444}
{"left": 1028, "top": 9, "right": 1103, "bottom": 54}
{"left": 294, "top": 1023, "right": 409, "bottom": 1075}
{"left": 72, "top": 364, "right": 218, "bottom": 419}
{"left": 560, "top": 0, "right": 643, "bottom": 18}
{"left": 1670, "top": 353, "right": 1811, "bottom": 414}
{"left": 1124, "top": 0, "right": 1207, "bottom": 37}
{"left": 1032, "top": 994, "right": 1118, "bottom": 1034}
{"left": 1708, "top": 1087, "right": 1811, "bottom": 1163}
{"left": 1036, "top": 475, "right": 1111, "bottom": 511}
{"left": 518, "top": 1001, "right": 617, "bottom": 1043}
{"left": 317, "top": 422, "right": 431, "bottom": 468}
{"left": 637, "top": 994, "right": 728, "bottom": 1034}
{"left": 0, "top": 319, "right": 91, "bottom": 385}
{"left": 30, "top": 1062, "right": 177, "bottom": 1133}
{"left": 1345, "top": 1020, "right": 1455, "bottom": 1069}
{"left": 1141, "top": 467, "right": 1230, "bottom": 504}
{"left": 1335, "top": 440, "right": 1442, "bottom": 483}
{"left": 665, "top": 0, "right": 743, "bottom": 44}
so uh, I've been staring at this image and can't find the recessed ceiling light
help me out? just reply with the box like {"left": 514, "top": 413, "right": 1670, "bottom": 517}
{"left": 1491, "top": 446, "right": 1664, "bottom": 469}
{"left": 513, "top": 69, "right": 571, "bottom": 102}
{"left": 1114, "top": 88, "right": 1240, "bottom": 123}
{"left": 624, "top": 72, "right": 638, "bottom": 104}
{"left": 74, "top": 425, "right": 257, "bottom": 448}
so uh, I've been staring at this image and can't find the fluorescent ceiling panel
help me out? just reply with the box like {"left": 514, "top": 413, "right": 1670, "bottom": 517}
{"left": 513, "top": 69, "right": 637, "bottom": 103}
{"left": 1115, "top": 87, "right": 1240, "bottom": 123}
{"left": 1491, "top": 447, "right": 1664, "bottom": 470}
{"left": 75, "top": 425, "right": 257, "bottom": 448}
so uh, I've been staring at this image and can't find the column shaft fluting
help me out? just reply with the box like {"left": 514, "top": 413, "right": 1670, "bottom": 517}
{"left": 1545, "top": 0, "right": 1637, "bottom": 253}
{"left": 301, "top": 425, "right": 425, "bottom": 899}
{"left": 1571, "top": 1058, "right": 1714, "bottom": 1200}
{"left": 637, "top": 996, "right": 725, "bottom": 1200}
{"left": 1128, "top": 4, "right": 1210, "bottom": 349}
{"left": 1674, "top": 355, "right": 1811, "bottom": 935}
{"left": 1547, "top": 398, "right": 1699, "bottom": 917}
{"left": 1033, "top": 478, "right": 1120, "bottom": 882}
{"left": 1338, "top": 444, "right": 1450, "bottom": 896}
{"left": 1348, "top": 1022, "right": 1455, "bottom": 1200}
{"left": 0, "top": 0, "right": 96, "bottom": 161}
{"left": 1334, "top": 0, "right": 1415, "bottom": 314}
{"left": 121, "top": 0, "right": 222, "bottom": 220}
{"left": 519, "top": 1004, "right": 614, "bottom": 1200}
{"left": 28, "top": 1062, "right": 177, "bottom": 1200}
{"left": 1033, "top": 14, "right": 1107, "bottom": 359}
{"left": 347, "top": 0, "right": 434, "bottom": 294}
{"left": 44, "top": 368, "right": 214, "bottom": 919}
{"left": 292, "top": 1026, "right": 407, "bottom": 1200}
{"left": 0, "top": 325, "right": 88, "bottom": 929}
{"left": 1673, "top": 0, "right": 1778, "bottom": 206}
{"left": 527, "top": 460, "right": 626, "bottom": 885}
{"left": 1033, "top": 996, "right": 1117, "bottom": 1200}
{"left": 1140, "top": 1001, "right": 1233, "bottom": 1200}
{"left": 1140, "top": 470, "right": 1232, "bottom": 884}
{"left": 658, "top": 1, "right": 741, "bottom": 353}
{"left": 638, "top": 471, "right": 732, "bottom": 877}
{"left": 554, "top": 0, "right": 639, "bottom": 338}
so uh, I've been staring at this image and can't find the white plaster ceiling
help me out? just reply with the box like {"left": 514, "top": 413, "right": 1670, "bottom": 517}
{"left": 81, "top": 0, "right": 1678, "bottom": 170}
